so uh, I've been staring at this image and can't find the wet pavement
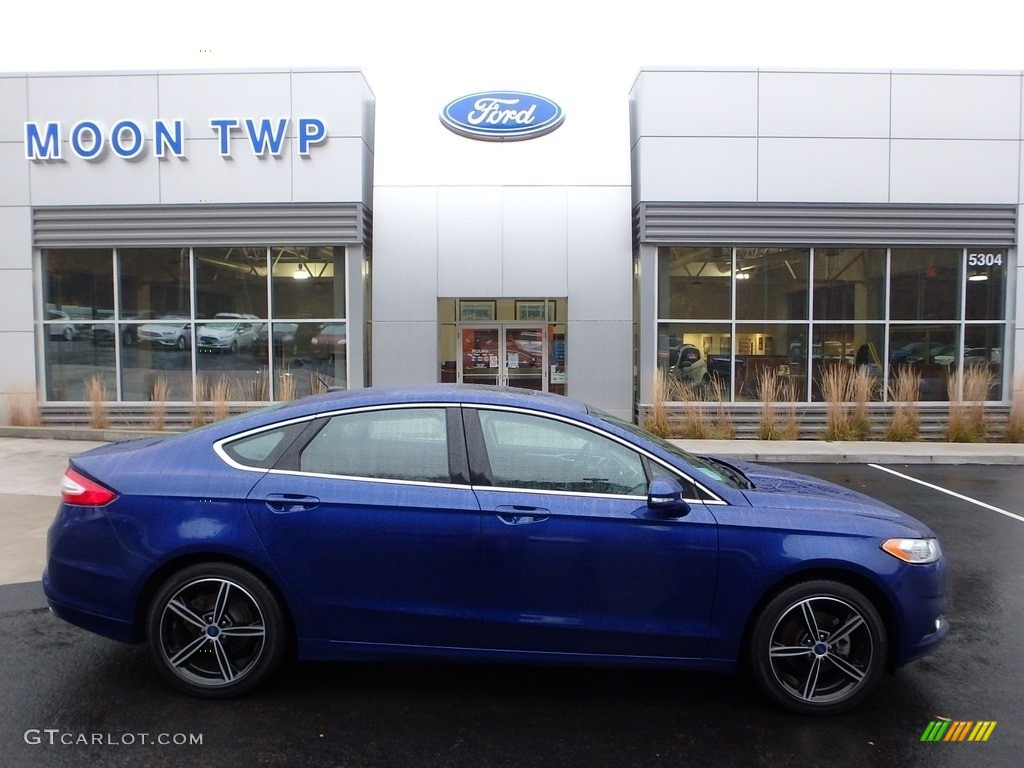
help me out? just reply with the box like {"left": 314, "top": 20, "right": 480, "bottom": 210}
{"left": 0, "top": 440, "right": 1021, "bottom": 767}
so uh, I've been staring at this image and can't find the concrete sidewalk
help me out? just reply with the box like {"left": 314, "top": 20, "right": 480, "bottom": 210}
{"left": 3, "top": 434, "right": 1023, "bottom": 588}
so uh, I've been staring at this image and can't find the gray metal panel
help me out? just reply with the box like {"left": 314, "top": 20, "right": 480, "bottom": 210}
{"left": 636, "top": 203, "right": 1017, "bottom": 246}
{"left": 32, "top": 203, "right": 371, "bottom": 247}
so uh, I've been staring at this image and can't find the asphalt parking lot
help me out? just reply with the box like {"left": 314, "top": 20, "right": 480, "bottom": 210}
{"left": 0, "top": 452, "right": 1021, "bottom": 768}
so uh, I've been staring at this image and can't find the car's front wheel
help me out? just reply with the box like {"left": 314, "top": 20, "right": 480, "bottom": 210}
{"left": 749, "top": 580, "right": 887, "bottom": 715}
{"left": 145, "top": 563, "right": 287, "bottom": 698}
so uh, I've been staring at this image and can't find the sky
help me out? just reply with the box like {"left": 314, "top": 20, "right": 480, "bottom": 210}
{"left": 4, "top": 0, "right": 1022, "bottom": 87}
{"left": 4, "top": 0, "right": 1022, "bottom": 183}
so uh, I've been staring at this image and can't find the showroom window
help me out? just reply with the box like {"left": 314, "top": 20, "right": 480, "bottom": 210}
{"left": 40, "top": 246, "right": 346, "bottom": 403}
{"left": 656, "top": 246, "right": 1008, "bottom": 402}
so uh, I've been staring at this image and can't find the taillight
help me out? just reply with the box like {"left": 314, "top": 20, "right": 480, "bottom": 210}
{"left": 60, "top": 468, "right": 118, "bottom": 507}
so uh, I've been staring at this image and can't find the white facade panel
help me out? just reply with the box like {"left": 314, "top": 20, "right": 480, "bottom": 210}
{"left": 501, "top": 187, "right": 568, "bottom": 298}
{"left": 157, "top": 138, "right": 293, "bottom": 204}
{"left": 890, "top": 139, "right": 1020, "bottom": 203}
{"left": 0, "top": 269, "right": 34, "bottom": 332}
{"left": 372, "top": 187, "right": 439, "bottom": 323}
{"left": 0, "top": 207, "right": 31, "bottom": 270}
{"left": 290, "top": 70, "right": 375, "bottom": 147}
{"left": 0, "top": 76, "right": 27, "bottom": 142}
{"left": 0, "top": 143, "right": 30, "bottom": 206}
{"left": 156, "top": 72, "right": 293, "bottom": 142}
{"left": 891, "top": 73, "right": 1022, "bottom": 140}
{"left": 371, "top": 320, "right": 438, "bottom": 386}
{"left": 437, "top": 187, "right": 503, "bottom": 297}
{"left": 25, "top": 74, "right": 159, "bottom": 132}
{"left": 758, "top": 72, "right": 891, "bottom": 138}
{"left": 0, "top": 332, "right": 36, "bottom": 395}
{"left": 567, "top": 187, "right": 632, "bottom": 323}
{"left": 291, "top": 136, "right": 369, "bottom": 203}
{"left": 565, "top": 320, "right": 633, "bottom": 419}
{"left": 758, "top": 138, "right": 890, "bottom": 202}
{"left": 29, "top": 149, "right": 161, "bottom": 206}
{"left": 1020, "top": 137, "right": 1024, "bottom": 203}
{"left": 635, "top": 137, "right": 758, "bottom": 202}
{"left": 631, "top": 70, "right": 758, "bottom": 138}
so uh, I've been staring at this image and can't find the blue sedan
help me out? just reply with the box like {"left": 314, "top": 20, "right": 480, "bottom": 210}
{"left": 44, "top": 385, "right": 947, "bottom": 714}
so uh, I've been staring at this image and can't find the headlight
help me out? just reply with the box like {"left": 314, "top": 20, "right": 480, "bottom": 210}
{"left": 881, "top": 538, "right": 941, "bottom": 564}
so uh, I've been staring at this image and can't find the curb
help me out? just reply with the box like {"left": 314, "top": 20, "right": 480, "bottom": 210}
{"left": 670, "top": 439, "right": 1024, "bottom": 464}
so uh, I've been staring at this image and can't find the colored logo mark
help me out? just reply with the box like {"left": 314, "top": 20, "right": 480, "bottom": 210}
{"left": 440, "top": 92, "right": 565, "bottom": 142}
{"left": 921, "top": 721, "right": 997, "bottom": 742}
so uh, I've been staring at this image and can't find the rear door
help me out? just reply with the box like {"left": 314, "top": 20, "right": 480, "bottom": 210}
{"left": 243, "top": 405, "right": 482, "bottom": 647}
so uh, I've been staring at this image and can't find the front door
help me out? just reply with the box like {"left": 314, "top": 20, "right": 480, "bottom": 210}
{"left": 459, "top": 325, "right": 547, "bottom": 391}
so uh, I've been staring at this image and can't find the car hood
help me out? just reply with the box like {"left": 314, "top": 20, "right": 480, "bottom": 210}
{"left": 198, "top": 327, "right": 234, "bottom": 338}
{"left": 705, "top": 457, "right": 925, "bottom": 527}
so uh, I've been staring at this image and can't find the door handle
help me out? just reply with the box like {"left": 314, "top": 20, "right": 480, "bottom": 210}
{"left": 264, "top": 493, "right": 320, "bottom": 513}
{"left": 496, "top": 505, "right": 549, "bottom": 525}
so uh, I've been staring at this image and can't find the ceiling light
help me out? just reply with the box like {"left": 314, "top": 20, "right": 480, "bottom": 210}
{"left": 967, "top": 273, "right": 988, "bottom": 282}
{"left": 293, "top": 263, "right": 310, "bottom": 280}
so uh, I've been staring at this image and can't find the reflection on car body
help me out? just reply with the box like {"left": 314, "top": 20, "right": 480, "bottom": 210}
{"left": 44, "top": 385, "right": 947, "bottom": 715}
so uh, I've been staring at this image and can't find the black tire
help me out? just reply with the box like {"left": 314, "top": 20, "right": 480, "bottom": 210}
{"left": 145, "top": 563, "right": 287, "bottom": 698}
{"left": 176, "top": 336, "right": 187, "bottom": 351}
{"left": 749, "top": 580, "right": 887, "bottom": 715}
{"left": 230, "top": 340, "right": 238, "bottom": 354}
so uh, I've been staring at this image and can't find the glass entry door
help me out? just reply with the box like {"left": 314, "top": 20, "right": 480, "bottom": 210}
{"left": 459, "top": 326, "right": 547, "bottom": 391}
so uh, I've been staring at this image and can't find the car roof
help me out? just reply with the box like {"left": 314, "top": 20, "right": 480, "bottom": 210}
{"left": 175, "top": 384, "right": 595, "bottom": 443}
{"left": 310, "top": 384, "right": 590, "bottom": 413}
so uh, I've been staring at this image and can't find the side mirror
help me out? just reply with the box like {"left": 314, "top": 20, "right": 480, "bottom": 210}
{"left": 647, "top": 476, "right": 691, "bottom": 517}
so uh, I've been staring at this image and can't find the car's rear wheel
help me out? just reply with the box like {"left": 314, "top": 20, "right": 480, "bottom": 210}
{"left": 750, "top": 580, "right": 886, "bottom": 715}
{"left": 146, "top": 563, "right": 286, "bottom": 698}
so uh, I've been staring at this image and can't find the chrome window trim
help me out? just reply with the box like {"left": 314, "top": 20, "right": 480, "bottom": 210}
{"left": 263, "top": 467, "right": 472, "bottom": 491}
{"left": 213, "top": 402, "right": 457, "bottom": 474}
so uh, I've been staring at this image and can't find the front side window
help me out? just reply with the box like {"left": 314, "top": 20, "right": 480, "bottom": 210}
{"left": 476, "top": 410, "right": 648, "bottom": 496}
{"left": 300, "top": 408, "right": 450, "bottom": 483}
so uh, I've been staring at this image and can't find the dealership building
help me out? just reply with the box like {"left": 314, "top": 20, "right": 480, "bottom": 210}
{"left": 1, "top": 66, "right": 1021, "bottom": 425}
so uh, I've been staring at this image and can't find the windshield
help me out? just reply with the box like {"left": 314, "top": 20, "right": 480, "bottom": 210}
{"left": 593, "top": 409, "right": 744, "bottom": 489}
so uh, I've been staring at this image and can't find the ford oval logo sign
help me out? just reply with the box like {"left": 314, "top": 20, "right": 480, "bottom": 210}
{"left": 440, "top": 91, "right": 565, "bottom": 142}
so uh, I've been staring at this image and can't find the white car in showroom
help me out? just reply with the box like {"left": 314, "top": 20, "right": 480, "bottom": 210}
{"left": 137, "top": 317, "right": 191, "bottom": 351}
{"left": 196, "top": 313, "right": 260, "bottom": 354}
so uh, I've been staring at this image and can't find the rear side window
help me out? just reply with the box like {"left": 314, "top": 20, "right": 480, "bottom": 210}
{"left": 222, "top": 423, "right": 304, "bottom": 469}
{"left": 300, "top": 408, "right": 451, "bottom": 483}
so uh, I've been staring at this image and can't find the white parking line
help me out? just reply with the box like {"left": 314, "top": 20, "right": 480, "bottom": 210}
{"left": 869, "top": 464, "right": 1024, "bottom": 524}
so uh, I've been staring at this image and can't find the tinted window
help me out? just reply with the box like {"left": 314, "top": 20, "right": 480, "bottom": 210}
{"left": 223, "top": 423, "right": 304, "bottom": 469}
{"left": 300, "top": 408, "right": 450, "bottom": 483}
{"left": 477, "top": 410, "right": 647, "bottom": 496}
